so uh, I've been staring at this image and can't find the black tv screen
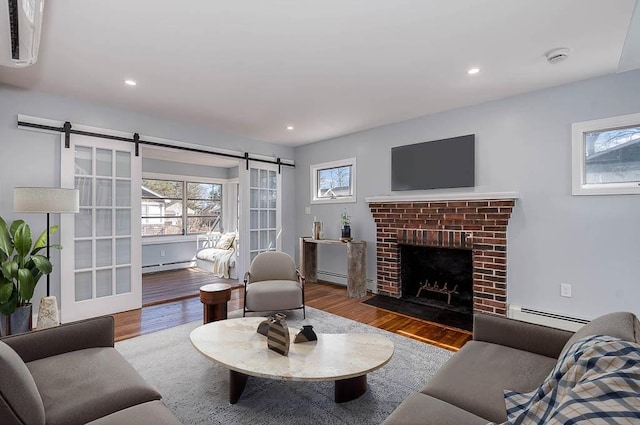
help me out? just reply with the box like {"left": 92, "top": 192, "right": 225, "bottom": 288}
{"left": 391, "top": 134, "right": 475, "bottom": 191}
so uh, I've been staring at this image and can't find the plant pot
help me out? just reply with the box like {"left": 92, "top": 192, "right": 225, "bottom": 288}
{"left": 341, "top": 225, "right": 352, "bottom": 241}
{"left": 0, "top": 304, "right": 33, "bottom": 336}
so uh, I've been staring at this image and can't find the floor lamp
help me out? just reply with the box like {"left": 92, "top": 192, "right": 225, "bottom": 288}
{"left": 14, "top": 187, "right": 79, "bottom": 329}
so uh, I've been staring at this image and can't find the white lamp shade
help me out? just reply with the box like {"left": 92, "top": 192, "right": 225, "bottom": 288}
{"left": 14, "top": 187, "right": 80, "bottom": 213}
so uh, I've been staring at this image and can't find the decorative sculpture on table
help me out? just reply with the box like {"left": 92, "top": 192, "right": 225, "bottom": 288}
{"left": 256, "top": 317, "right": 271, "bottom": 336}
{"left": 266, "top": 313, "right": 290, "bottom": 356}
{"left": 312, "top": 217, "right": 322, "bottom": 239}
{"left": 294, "top": 325, "right": 317, "bottom": 343}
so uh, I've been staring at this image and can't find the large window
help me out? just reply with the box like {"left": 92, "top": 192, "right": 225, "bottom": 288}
{"left": 310, "top": 158, "right": 356, "bottom": 204}
{"left": 142, "top": 179, "right": 222, "bottom": 236}
{"left": 187, "top": 182, "right": 222, "bottom": 234}
{"left": 572, "top": 113, "right": 640, "bottom": 195}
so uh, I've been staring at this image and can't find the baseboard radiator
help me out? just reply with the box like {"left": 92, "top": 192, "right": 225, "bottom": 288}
{"left": 316, "top": 270, "right": 347, "bottom": 286}
{"left": 142, "top": 260, "right": 195, "bottom": 274}
{"left": 507, "top": 305, "right": 589, "bottom": 332}
{"left": 316, "top": 270, "right": 375, "bottom": 288}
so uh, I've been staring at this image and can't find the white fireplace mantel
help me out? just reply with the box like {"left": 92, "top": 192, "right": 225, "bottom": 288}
{"left": 365, "top": 191, "right": 519, "bottom": 203}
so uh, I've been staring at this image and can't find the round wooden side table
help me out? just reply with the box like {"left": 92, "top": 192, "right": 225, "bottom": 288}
{"left": 199, "top": 283, "right": 232, "bottom": 324}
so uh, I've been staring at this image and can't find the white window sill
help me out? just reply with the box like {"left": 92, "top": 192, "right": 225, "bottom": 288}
{"left": 311, "top": 196, "right": 357, "bottom": 204}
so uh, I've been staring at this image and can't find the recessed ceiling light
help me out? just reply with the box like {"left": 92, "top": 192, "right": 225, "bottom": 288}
{"left": 124, "top": 79, "right": 137, "bottom": 86}
{"left": 286, "top": 125, "right": 294, "bottom": 131}
{"left": 467, "top": 68, "right": 480, "bottom": 75}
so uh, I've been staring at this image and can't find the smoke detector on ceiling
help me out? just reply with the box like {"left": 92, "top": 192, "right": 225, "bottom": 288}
{"left": 545, "top": 48, "right": 570, "bottom": 64}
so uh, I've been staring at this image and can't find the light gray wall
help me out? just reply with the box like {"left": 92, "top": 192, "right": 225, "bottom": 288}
{"left": 143, "top": 158, "right": 232, "bottom": 179}
{"left": 0, "top": 84, "right": 296, "bottom": 302}
{"left": 142, "top": 241, "right": 196, "bottom": 269}
{"left": 293, "top": 69, "right": 640, "bottom": 321}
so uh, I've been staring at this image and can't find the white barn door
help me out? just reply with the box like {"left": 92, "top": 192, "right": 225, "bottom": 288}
{"left": 238, "top": 162, "right": 282, "bottom": 276}
{"left": 60, "top": 134, "right": 142, "bottom": 322}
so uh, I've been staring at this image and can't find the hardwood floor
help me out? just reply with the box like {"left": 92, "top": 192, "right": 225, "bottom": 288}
{"left": 142, "top": 267, "right": 240, "bottom": 306}
{"left": 113, "top": 268, "right": 472, "bottom": 351}
{"left": 304, "top": 282, "right": 472, "bottom": 351}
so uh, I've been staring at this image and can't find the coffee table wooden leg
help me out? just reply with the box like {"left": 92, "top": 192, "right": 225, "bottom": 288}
{"left": 229, "top": 370, "right": 249, "bottom": 404}
{"left": 334, "top": 375, "right": 367, "bottom": 403}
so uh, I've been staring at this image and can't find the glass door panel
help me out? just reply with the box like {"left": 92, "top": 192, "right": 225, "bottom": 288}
{"left": 247, "top": 165, "right": 281, "bottom": 263}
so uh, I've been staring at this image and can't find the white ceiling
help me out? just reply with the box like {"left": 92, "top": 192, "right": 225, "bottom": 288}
{"left": 1, "top": 0, "right": 639, "bottom": 147}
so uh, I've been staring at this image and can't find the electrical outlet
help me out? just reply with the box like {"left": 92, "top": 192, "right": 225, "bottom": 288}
{"left": 160, "top": 250, "right": 166, "bottom": 257}
{"left": 560, "top": 283, "right": 572, "bottom": 298}
{"left": 305, "top": 206, "right": 311, "bottom": 215}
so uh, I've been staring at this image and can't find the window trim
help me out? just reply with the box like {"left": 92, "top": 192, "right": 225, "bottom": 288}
{"left": 142, "top": 172, "right": 227, "bottom": 237}
{"left": 572, "top": 112, "right": 640, "bottom": 196}
{"left": 310, "top": 158, "right": 357, "bottom": 204}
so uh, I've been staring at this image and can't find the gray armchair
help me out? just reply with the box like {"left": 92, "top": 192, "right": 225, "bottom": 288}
{"left": 243, "top": 251, "right": 306, "bottom": 318}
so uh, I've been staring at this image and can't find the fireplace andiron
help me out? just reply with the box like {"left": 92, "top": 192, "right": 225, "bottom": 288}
{"left": 416, "top": 280, "right": 459, "bottom": 305}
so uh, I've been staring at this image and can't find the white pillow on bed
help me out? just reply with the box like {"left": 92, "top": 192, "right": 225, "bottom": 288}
{"left": 215, "top": 232, "right": 236, "bottom": 250}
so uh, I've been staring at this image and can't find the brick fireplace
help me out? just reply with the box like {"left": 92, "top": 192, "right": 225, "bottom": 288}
{"left": 367, "top": 194, "right": 517, "bottom": 316}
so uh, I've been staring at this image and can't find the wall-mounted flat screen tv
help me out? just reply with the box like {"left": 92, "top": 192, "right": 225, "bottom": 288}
{"left": 391, "top": 134, "right": 475, "bottom": 191}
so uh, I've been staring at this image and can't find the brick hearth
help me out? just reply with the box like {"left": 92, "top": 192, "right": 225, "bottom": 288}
{"left": 368, "top": 197, "right": 516, "bottom": 316}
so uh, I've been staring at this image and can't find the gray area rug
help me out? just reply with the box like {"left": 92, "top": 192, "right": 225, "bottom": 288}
{"left": 116, "top": 307, "right": 453, "bottom": 424}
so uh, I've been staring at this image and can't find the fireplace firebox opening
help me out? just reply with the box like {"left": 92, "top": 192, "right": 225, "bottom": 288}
{"left": 399, "top": 244, "right": 473, "bottom": 329}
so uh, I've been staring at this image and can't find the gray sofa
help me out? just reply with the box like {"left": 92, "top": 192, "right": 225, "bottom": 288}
{"left": 0, "top": 316, "right": 181, "bottom": 425}
{"left": 383, "top": 311, "right": 640, "bottom": 425}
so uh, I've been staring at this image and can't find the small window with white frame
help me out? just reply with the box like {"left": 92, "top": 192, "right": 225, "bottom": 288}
{"left": 310, "top": 158, "right": 356, "bottom": 204}
{"left": 572, "top": 112, "right": 640, "bottom": 195}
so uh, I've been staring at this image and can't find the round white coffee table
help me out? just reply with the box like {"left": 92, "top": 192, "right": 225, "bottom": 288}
{"left": 190, "top": 317, "right": 394, "bottom": 403}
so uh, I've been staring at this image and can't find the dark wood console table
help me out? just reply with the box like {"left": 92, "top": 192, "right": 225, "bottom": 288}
{"left": 299, "top": 237, "right": 367, "bottom": 298}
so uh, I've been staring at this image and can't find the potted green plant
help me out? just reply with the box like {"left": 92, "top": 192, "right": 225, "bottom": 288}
{"left": 0, "top": 217, "right": 58, "bottom": 336}
{"left": 340, "top": 210, "right": 352, "bottom": 241}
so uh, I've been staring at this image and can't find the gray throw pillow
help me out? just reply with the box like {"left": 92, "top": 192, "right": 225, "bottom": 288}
{"left": 0, "top": 341, "right": 46, "bottom": 425}
{"left": 560, "top": 311, "right": 640, "bottom": 357}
